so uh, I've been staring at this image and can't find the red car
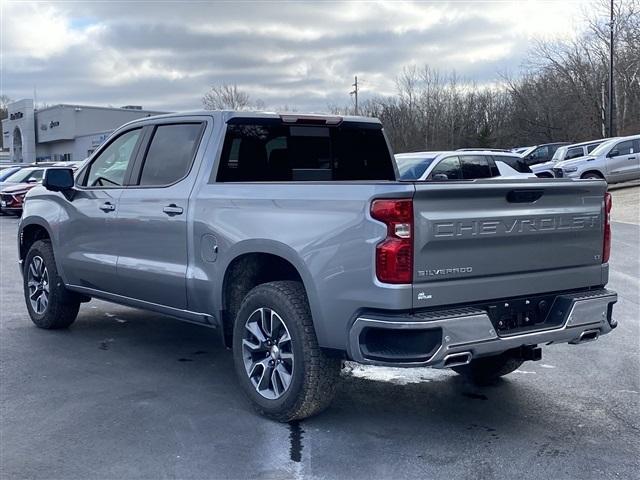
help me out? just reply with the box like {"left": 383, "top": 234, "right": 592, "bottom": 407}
{"left": 0, "top": 182, "right": 41, "bottom": 216}
{"left": 0, "top": 167, "right": 44, "bottom": 216}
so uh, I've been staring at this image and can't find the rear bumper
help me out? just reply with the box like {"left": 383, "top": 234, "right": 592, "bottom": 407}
{"left": 348, "top": 288, "right": 617, "bottom": 367}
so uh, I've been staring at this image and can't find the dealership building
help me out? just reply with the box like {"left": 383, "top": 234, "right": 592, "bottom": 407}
{"left": 2, "top": 99, "right": 167, "bottom": 164}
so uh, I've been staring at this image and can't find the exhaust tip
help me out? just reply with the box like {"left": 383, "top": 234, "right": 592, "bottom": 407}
{"left": 443, "top": 351, "right": 472, "bottom": 368}
{"left": 570, "top": 329, "right": 600, "bottom": 344}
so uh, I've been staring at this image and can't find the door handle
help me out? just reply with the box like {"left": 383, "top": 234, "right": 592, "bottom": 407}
{"left": 629, "top": 156, "right": 636, "bottom": 160}
{"left": 99, "top": 202, "right": 116, "bottom": 212}
{"left": 163, "top": 204, "right": 184, "bottom": 216}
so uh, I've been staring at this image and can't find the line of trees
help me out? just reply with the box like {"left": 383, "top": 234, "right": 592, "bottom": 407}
{"left": 203, "top": 0, "right": 639, "bottom": 152}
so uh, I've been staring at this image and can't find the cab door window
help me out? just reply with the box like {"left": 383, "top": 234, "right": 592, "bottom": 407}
{"left": 612, "top": 140, "right": 634, "bottom": 156}
{"left": 83, "top": 129, "right": 142, "bottom": 187}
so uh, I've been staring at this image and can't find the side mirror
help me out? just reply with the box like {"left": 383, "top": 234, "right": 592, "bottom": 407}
{"left": 432, "top": 173, "right": 449, "bottom": 181}
{"left": 26, "top": 178, "right": 38, "bottom": 183}
{"left": 608, "top": 150, "right": 619, "bottom": 158}
{"left": 43, "top": 168, "right": 75, "bottom": 192}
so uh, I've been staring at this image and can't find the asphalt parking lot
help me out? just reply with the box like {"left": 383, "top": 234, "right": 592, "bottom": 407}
{"left": 1, "top": 188, "right": 638, "bottom": 480}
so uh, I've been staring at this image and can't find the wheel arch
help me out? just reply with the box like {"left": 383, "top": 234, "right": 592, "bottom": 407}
{"left": 218, "top": 241, "right": 322, "bottom": 348}
{"left": 581, "top": 169, "right": 605, "bottom": 179}
{"left": 19, "top": 219, "right": 54, "bottom": 265}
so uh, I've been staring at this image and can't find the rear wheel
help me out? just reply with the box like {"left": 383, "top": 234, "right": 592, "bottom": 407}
{"left": 233, "top": 281, "right": 340, "bottom": 422}
{"left": 23, "top": 240, "right": 80, "bottom": 329}
{"left": 452, "top": 350, "right": 523, "bottom": 385}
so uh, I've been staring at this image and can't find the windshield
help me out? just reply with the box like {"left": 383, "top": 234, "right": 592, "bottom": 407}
{"left": 0, "top": 167, "right": 21, "bottom": 181}
{"left": 589, "top": 139, "right": 618, "bottom": 156}
{"left": 4, "top": 168, "right": 43, "bottom": 183}
{"left": 551, "top": 146, "right": 567, "bottom": 162}
{"left": 519, "top": 146, "right": 537, "bottom": 157}
{"left": 394, "top": 155, "right": 437, "bottom": 180}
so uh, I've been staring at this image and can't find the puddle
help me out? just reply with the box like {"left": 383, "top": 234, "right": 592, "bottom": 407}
{"left": 288, "top": 421, "right": 303, "bottom": 463}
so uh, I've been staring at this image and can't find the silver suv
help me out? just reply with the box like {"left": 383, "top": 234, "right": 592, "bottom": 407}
{"left": 553, "top": 134, "right": 640, "bottom": 183}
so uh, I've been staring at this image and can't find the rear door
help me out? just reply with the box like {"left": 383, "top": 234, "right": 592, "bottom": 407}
{"left": 114, "top": 120, "right": 206, "bottom": 309}
{"left": 412, "top": 180, "right": 607, "bottom": 308}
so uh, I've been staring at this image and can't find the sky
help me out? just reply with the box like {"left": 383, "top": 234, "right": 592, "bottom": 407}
{"left": 1, "top": 0, "right": 595, "bottom": 113}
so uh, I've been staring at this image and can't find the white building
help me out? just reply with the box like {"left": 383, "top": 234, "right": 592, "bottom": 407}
{"left": 2, "top": 99, "right": 168, "bottom": 163}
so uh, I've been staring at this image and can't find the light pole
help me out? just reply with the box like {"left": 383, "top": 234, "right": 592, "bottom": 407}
{"left": 608, "top": 0, "right": 615, "bottom": 137}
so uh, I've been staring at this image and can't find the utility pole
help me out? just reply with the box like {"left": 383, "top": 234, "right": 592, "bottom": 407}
{"left": 601, "top": 82, "right": 606, "bottom": 138}
{"left": 350, "top": 76, "right": 359, "bottom": 115}
{"left": 608, "top": 0, "right": 615, "bottom": 137}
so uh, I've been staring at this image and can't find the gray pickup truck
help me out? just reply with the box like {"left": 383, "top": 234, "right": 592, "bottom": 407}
{"left": 18, "top": 111, "right": 617, "bottom": 421}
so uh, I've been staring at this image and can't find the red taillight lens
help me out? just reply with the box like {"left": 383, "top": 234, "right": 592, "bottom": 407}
{"left": 603, "top": 192, "right": 612, "bottom": 263}
{"left": 371, "top": 199, "right": 413, "bottom": 284}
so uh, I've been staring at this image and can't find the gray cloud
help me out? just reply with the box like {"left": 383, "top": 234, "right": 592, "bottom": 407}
{"left": 2, "top": 1, "right": 589, "bottom": 112}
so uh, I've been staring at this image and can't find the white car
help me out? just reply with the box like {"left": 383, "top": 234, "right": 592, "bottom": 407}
{"left": 553, "top": 134, "right": 640, "bottom": 183}
{"left": 395, "top": 151, "right": 536, "bottom": 181}
{"left": 531, "top": 139, "right": 612, "bottom": 178}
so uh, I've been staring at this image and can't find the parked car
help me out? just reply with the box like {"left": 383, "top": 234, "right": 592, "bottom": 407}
{"left": 553, "top": 134, "right": 640, "bottom": 183}
{"left": 519, "top": 142, "right": 571, "bottom": 167}
{"left": 18, "top": 111, "right": 617, "bottom": 421}
{"left": 0, "top": 167, "right": 46, "bottom": 215}
{"left": 532, "top": 139, "right": 612, "bottom": 178}
{"left": 0, "top": 166, "right": 45, "bottom": 188}
{"left": 0, "top": 166, "right": 24, "bottom": 182}
{"left": 456, "top": 148, "right": 511, "bottom": 153}
{"left": 394, "top": 151, "right": 534, "bottom": 181}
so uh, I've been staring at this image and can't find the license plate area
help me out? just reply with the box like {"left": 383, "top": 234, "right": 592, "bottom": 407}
{"left": 483, "top": 293, "right": 565, "bottom": 336}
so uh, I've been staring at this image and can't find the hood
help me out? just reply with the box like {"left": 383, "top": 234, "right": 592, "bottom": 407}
{"left": 1, "top": 182, "right": 39, "bottom": 194}
{"left": 555, "top": 155, "right": 596, "bottom": 169}
{"left": 531, "top": 160, "right": 556, "bottom": 172}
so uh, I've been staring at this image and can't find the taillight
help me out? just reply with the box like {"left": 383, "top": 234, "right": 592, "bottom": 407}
{"left": 371, "top": 199, "right": 413, "bottom": 284}
{"left": 603, "top": 192, "right": 612, "bottom": 263}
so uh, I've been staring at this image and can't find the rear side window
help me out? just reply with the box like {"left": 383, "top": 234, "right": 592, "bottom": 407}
{"left": 430, "top": 157, "right": 461, "bottom": 180}
{"left": 459, "top": 155, "right": 493, "bottom": 179}
{"left": 566, "top": 147, "right": 584, "bottom": 160}
{"left": 216, "top": 121, "right": 395, "bottom": 182}
{"left": 138, "top": 123, "right": 203, "bottom": 186}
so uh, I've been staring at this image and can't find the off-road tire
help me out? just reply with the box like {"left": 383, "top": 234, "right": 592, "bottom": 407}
{"left": 23, "top": 240, "right": 80, "bottom": 329}
{"left": 452, "top": 350, "right": 524, "bottom": 385}
{"left": 233, "top": 281, "right": 340, "bottom": 422}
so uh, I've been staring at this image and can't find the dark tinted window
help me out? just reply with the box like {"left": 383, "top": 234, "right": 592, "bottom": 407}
{"left": 84, "top": 129, "right": 141, "bottom": 187}
{"left": 139, "top": 123, "right": 203, "bottom": 186}
{"left": 566, "top": 147, "right": 584, "bottom": 159}
{"left": 460, "top": 155, "right": 493, "bottom": 179}
{"left": 216, "top": 121, "right": 395, "bottom": 182}
{"left": 525, "top": 146, "right": 550, "bottom": 165}
{"left": 493, "top": 155, "right": 532, "bottom": 173}
{"left": 430, "top": 157, "right": 461, "bottom": 180}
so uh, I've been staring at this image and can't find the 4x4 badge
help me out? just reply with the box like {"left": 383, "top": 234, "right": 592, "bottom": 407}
{"left": 417, "top": 292, "right": 432, "bottom": 301}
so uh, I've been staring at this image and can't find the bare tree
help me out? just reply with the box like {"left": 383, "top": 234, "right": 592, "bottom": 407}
{"left": 202, "top": 83, "right": 252, "bottom": 110}
{"left": 0, "top": 95, "right": 13, "bottom": 149}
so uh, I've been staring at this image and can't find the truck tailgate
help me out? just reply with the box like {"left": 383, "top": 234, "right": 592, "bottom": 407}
{"left": 412, "top": 180, "right": 608, "bottom": 308}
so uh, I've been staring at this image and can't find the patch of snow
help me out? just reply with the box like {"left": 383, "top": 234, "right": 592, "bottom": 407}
{"left": 344, "top": 362, "right": 453, "bottom": 385}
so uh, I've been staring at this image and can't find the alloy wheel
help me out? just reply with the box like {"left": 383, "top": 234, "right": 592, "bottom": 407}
{"left": 27, "top": 256, "right": 49, "bottom": 315}
{"left": 242, "top": 307, "right": 294, "bottom": 400}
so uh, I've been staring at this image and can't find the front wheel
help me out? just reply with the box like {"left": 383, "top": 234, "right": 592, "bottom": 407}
{"left": 452, "top": 350, "right": 523, "bottom": 385}
{"left": 582, "top": 172, "right": 603, "bottom": 180}
{"left": 23, "top": 240, "right": 80, "bottom": 329}
{"left": 233, "top": 281, "right": 340, "bottom": 422}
